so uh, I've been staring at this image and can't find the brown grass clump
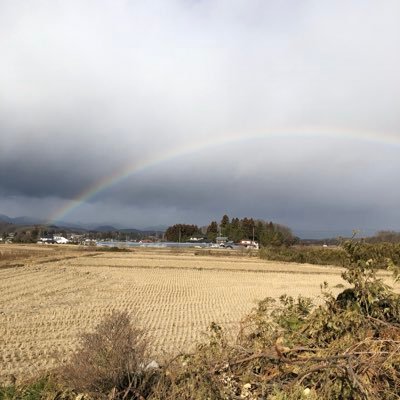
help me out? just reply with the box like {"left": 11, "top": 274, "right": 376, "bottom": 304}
{"left": 60, "top": 311, "right": 149, "bottom": 398}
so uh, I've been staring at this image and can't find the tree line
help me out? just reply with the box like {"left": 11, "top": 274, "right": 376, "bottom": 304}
{"left": 165, "top": 215, "right": 298, "bottom": 246}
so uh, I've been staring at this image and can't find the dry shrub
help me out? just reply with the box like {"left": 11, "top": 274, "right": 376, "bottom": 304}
{"left": 259, "top": 245, "right": 347, "bottom": 266}
{"left": 260, "top": 241, "right": 400, "bottom": 270}
{"left": 60, "top": 311, "right": 148, "bottom": 397}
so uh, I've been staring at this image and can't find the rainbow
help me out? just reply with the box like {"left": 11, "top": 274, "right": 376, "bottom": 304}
{"left": 47, "top": 126, "right": 399, "bottom": 225}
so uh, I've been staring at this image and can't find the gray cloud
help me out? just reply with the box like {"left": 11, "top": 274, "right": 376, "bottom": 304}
{"left": 1, "top": 0, "right": 400, "bottom": 236}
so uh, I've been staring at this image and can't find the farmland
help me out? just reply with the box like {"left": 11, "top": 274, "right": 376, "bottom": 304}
{"left": 0, "top": 244, "right": 392, "bottom": 384}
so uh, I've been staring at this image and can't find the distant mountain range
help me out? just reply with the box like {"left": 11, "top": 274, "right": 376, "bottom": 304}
{"left": 0, "top": 213, "right": 167, "bottom": 233}
{"left": 0, "top": 214, "right": 41, "bottom": 225}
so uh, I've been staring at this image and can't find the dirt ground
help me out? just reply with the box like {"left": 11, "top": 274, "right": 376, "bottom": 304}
{"left": 0, "top": 244, "right": 393, "bottom": 383}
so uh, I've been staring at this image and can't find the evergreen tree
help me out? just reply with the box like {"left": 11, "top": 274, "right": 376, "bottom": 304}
{"left": 241, "top": 217, "right": 255, "bottom": 240}
{"left": 206, "top": 221, "right": 218, "bottom": 242}
{"left": 230, "top": 218, "right": 244, "bottom": 242}
{"left": 255, "top": 220, "right": 265, "bottom": 243}
{"left": 220, "top": 214, "right": 230, "bottom": 237}
{"left": 165, "top": 224, "right": 201, "bottom": 242}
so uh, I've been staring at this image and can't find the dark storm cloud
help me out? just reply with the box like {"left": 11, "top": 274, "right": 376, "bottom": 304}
{"left": 1, "top": 0, "right": 400, "bottom": 235}
{"left": 53, "top": 138, "right": 400, "bottom": 232}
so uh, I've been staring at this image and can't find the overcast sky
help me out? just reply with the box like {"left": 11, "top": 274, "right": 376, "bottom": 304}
{"left": 1, "top": 0, "right": 400, "bottom": 237}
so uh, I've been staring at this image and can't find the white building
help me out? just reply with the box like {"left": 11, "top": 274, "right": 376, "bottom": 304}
{"left": 239, "top": 240, "right": 259, "bottom": 249}
{"left": 54, "top": 236, "right": 69, "bottom": 244}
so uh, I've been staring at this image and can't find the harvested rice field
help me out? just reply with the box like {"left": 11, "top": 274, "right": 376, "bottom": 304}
{"left": 0, "top": 244, "right": 392, "bottom": 383}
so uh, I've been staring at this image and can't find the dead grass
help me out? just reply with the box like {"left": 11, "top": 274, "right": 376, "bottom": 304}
{"left": 0, "top": 244, "right": 396, "bottom": 385}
